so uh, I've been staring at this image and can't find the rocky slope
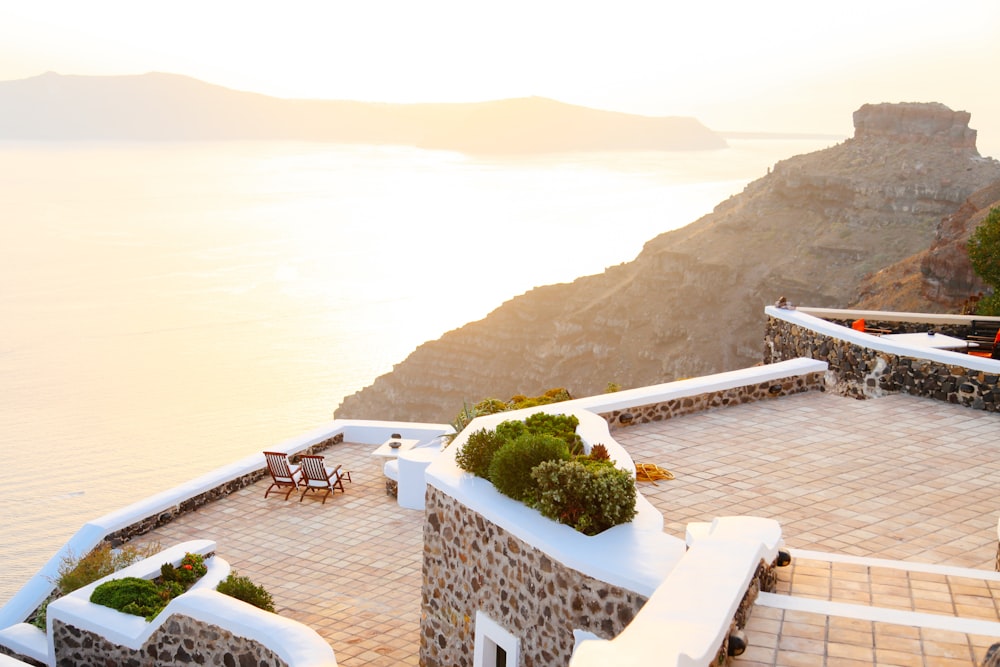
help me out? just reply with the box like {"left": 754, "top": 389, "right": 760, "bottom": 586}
{"left": 852, "top": 179, "right": 1000, "bottom": 311}
{"left": 335, "top": 102, "right": 1000, "bottom": 423}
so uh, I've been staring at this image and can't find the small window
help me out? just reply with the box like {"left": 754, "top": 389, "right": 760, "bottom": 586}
{"left": 473, "top": 611, "right": 519, "bottom": 667}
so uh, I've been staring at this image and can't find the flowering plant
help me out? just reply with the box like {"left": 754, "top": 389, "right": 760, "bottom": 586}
{"left": 161, "top": 552, "right": 208, "bottom": 586}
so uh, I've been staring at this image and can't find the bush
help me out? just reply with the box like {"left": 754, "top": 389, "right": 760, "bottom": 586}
{"left": 90, "top": 577, "right": 167, "bottom": 621}
{"left": 532, "top": 459, "right": 637, "bottom": 536}
{"left": 455, "top": 428, "right": 506, "bottom": 478}
{"left": 449, "top": 388, "right": 574, "bottom": 432}
{"left": 216, "top": 572, "right": 276, "bottom": 612}
{"left": 55, "top": 541, "right": 162, "bottom": 595}
{"left": 160, "top": 552, "right": 207, "bottom": 586}
{"left": 31, "top": 541, "right": 162, "bottom": 629}
{"left": 88, "top": 551, "right": 208, "bottom": 622}
{"left": 968, "top": 207, "right": 1000, "bottom": 315}
{"left": 488, "top": 433, "right": 570, "bottom": 503}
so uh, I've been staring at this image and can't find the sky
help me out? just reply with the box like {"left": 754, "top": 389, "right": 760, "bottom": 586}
{"left": 2, "top": 0, "right": 1000, "bottom": 155}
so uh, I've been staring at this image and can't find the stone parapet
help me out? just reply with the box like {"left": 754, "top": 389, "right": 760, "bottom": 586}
{"left": 598, "top": 372, "right": 825, "bottom": 429}
{"left": 765, "top": 315, "right": 999, "bottom": 411}
{"left": 104, "top": 434, "right": 343, "bottom": 545}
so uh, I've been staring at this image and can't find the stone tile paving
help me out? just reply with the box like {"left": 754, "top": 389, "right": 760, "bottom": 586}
{"left": 129, "top": 391, "right": 999, "bottom": 666}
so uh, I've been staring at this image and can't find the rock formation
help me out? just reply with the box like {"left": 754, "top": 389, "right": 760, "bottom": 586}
{"left": 335, "top": 103, "right": 1000, "bottom": 423}
{"left": 852, "top": 179, "right": 1000, "bottom": 311}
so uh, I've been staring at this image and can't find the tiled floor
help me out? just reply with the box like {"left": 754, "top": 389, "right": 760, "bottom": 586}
{"left": 131, "top": 391, "right": 1000, "bottom": 666}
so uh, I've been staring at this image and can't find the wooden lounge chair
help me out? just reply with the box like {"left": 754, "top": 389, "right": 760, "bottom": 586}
{"left": 968, "top": 328, "right": 1000, "bottom": 359}
{"left": 298, "top": 455, "right": 352, "bottom": 504}
{"left": 263, "top": 451, "right": 302, "bottom": 500}
{"left": 851, "top": 318, "right": 891, "bottom": 335}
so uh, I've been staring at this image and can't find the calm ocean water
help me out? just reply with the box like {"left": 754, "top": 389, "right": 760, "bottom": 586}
{"left": 0, "top": 138, "right": 835, "bottom": 601}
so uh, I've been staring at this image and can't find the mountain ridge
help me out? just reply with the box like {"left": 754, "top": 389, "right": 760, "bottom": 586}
{"left": 335, "top": 102, "right": 1000, "bottom": 422}
{"left": 0, "top": 72, "right": 725, "bottom": 154}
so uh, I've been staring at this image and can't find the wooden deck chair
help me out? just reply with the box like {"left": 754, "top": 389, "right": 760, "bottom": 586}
{"left": 298, "top": 455, "right": 351, "bottom": 504}
{"left": 263, "top": 451, "right": 302, "bottom": 500}
{"left": 968, "top": 328, "right": 1000, "bottom": 359}
{"left": 851, "top": 318, "right": 891, "bottom": 335}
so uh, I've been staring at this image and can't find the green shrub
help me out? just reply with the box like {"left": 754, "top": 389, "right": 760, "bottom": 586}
{"left": 90, "top": 577, "right": 167, "bottom": 621}
{"left": 216, "top": 572, "right": 276, "bottom": 613}
{"left": 88, "top": 551, "right": 208, "bottom": 622}
{"left": 532, "top": 459, "right": 637, "bottom": 536}
{"left": 160, "top": 552, "right": 207, "bottom": 586}
{"left": 488, "top": 433, "right": 570, "bottom": 503}
{"left": 29, "top": 600, "right": 49, "bottom": 631}
{"left": 455, "top": 428, "right": 506, "bottom": 478}
{"left": 968, "top": 207, "right": 1000, "bottom": 315}
{"left": 55, "top": 541, "right": 162, "bottom": 595}
{"left": 449, "top": 388, "right": 574, "bottom": 432}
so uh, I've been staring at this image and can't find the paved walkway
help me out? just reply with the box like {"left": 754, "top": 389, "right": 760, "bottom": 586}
{"left": 131, "top": 391, "right": 1000, "bottom": 666}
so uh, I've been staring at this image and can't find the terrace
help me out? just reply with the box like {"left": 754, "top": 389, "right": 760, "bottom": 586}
{"left": 0, "top": 308, "right": 998, "bottom": 666}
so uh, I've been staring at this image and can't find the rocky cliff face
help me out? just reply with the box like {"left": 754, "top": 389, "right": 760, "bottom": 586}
{"left": 852, "top": 179, "right": 1000, "bottom": 311}
{"left": 335, "top": 103, "right": 1000, "bottom": 423}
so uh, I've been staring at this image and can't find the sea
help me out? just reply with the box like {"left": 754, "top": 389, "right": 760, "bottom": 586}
{"left": 0, "top": 137, "right": 837, "bottom": 602}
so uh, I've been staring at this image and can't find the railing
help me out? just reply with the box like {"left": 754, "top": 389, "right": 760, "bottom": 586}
{"left": 0, "top": 420, "right": 450, "bottom": 634}
{"left": 765, "top": 306, "right": 1000, "bottom": 410}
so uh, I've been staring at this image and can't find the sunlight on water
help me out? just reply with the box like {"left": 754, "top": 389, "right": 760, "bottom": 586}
{"left": 0, "top": 138, "right": 836, "bottom": 601}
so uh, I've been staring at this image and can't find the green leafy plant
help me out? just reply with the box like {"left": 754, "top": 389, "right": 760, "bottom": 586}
{"left": 90, "top": 577, "right": 168, "bottom": 621}
{"left": 488, "top": 433, "right": 570, "bottom": 503}
{"left": 32, "top": 541, "right": 163, "bottom": 629}
{"left": 160, "top": 552, "right": 207, "bottom": 586}
{"left": 455, "top": 428, "right": 506, "bottom": 478}
{"left": 55, "top": 541, "right": 163, "bottom": 595}
{"left": 88, "top": 551, "right": 208, "bottom": 621}
{"left": 532, "top": 459, "right": 638, "bottom": 535}
{"left": 449, "top": 388, "right": 574, "bottom": 433}
{"left": 967, "top": 207, "right": 1000, "bottom": 315}
{"left": 216, "top": 572, "right": 276, "bottom": 612}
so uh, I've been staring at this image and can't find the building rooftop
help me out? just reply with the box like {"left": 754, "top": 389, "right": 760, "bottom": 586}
{"left": 125, "top": 390, "right": 1000, "bottom": 666}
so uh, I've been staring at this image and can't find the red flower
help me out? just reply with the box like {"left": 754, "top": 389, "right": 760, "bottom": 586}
{"left": 182, "top": 564, "right": 193, "bottom": 570}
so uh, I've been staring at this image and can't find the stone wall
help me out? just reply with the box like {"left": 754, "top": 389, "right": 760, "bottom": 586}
{"left": 52, "top": 614, "right": 287, "bottom": 667}
{"left": 421, "top": 486, "right": 780, "bottom": 667}
{"left": 764, "top": 316, "right": 999, "bottom": 411}
{"left": 598, "top": 372, "right": 826, "bottom": 430}
{"left": 105, "top": 435, "right": 344, "bottom": 545}
{"left": 421, "top": 486, "right": 647, "bottom": 667}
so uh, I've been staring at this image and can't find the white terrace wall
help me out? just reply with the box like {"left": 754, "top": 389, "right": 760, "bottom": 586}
{"left": 0, "top": 420, "right": 451, "bottom": 662}
{"left": 420, "top": 361, "right": 821, "bottom": 667}
{"left": 764, "top": 306, "right": 1000, "bottom": 412}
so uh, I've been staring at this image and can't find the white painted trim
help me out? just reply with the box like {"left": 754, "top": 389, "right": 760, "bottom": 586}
{"left": 757, "top": 592, "right": 1000, "bottom": 637}
{"left": 474, "top": 611, "right": 519, "bottom": 667}
{"left": 790, "top": 548, "right": 1000, "bottom": 581}
{"left": 766, "top": 306, "right": 1000, "bottom": 371}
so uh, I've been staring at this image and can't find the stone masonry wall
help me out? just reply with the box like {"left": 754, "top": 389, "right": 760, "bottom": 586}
{"left": 420, "top": 486, "right": 647, "bottom": 667}
{"left": 764, "top": 316, "right": 999, "bottom": 411}
{"left": 105, "top": 434, "right": 344, "bottom": 545}
{"left": 599, "top": 372, "right": 826, "bottom": 430}
{"left": 52, "top": 614, "right": 287, "bottom": 667}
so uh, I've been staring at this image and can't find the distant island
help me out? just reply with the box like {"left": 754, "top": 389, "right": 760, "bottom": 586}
{"left": 0, "top": 72, "right": 726, "bottom": 154}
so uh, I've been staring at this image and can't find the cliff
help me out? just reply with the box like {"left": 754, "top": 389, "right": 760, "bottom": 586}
{"left": 0, "top": 72, "right": 725, "bottom": 154}
{"left": 852, "top": 179, "right": 1000, "bottom": 311}
{"left": 335, "top": 102, "right": 1000, "bottom": 423}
